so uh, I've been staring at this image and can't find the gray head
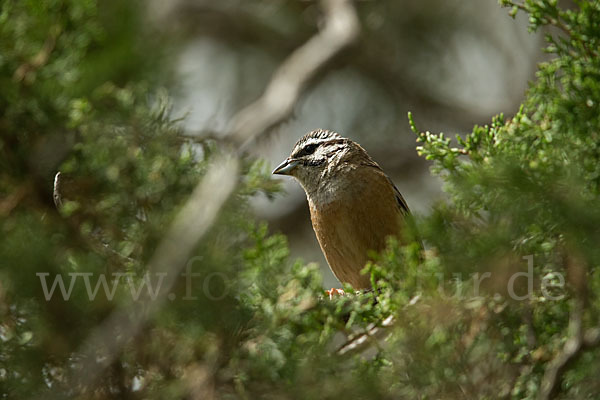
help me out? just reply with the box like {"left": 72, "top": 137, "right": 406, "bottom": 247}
{"left": 273, "top": 129, "right": 373, "bottom": 194}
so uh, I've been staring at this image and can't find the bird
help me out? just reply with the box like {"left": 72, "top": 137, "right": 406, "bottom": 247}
{"left": 273, "top": 129, "right": 413, "bottom": 296}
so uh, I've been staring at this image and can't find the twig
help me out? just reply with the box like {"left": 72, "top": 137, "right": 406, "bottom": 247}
{"left": 539, "top": 319, "right": 600, "bottom": 400}
{"left": 537, "top": 250, "right": 600, "bottom": 400}
{"left": 64, "top": 155, "right": 237, "bottom": 392}
{"left": 538, "top": 297, "right": 586, "bottom": 400}
{"left": 229, "top": 0, "right": 359, "bottom": 152}
{"left": 502, "top": 1, "right": 595, "bottom": 58}
{"left": 13, "top": 25, "right": 61, "bottom": 83}
{"left": 336, "top": 294, "right": 420, "bottom": 357}
{"left": 51, "top": 0, "right": 360, "bottom": 396}
{"left": 53, "top": 172, "right": 63, "bottom": 209}
{"left": 337, "top": 314, "right": 395, "bottom": 356}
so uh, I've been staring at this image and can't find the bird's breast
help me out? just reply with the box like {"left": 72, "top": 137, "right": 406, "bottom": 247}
{"left": 307, "top": 172, "right": 404, "bottom": 289}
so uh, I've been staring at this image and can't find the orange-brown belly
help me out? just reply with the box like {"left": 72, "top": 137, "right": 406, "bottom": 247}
{"left": 309, "top": 196, "right": 403, "bottom": 289}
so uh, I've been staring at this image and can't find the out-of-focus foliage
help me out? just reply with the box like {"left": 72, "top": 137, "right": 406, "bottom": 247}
{"left": 1, "top": 1, "right": 599, "bottom": 400}
{"left": 405, "top": 1, "right": 600, "bottom": 397}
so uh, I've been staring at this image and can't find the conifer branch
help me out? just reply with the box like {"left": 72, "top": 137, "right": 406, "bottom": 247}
{"left": 58, "top": 0, "right": 360, "bottom": 395}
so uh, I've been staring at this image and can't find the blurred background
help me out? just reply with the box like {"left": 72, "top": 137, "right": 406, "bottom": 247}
{"left": 6, "top": 1, "right": 595, "bottom": 397}
{"left": 155, "top": 0, "right": 544, "bottom": 288}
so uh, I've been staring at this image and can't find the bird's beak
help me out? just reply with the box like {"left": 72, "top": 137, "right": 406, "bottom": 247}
{"left": 272, "top": 158, "right": 299, "bottom": 176}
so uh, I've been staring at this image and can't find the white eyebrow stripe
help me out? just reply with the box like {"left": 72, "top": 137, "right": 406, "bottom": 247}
{"left": 292, "top": 138, "right": 329, "bottom": 156}
{"left": 302, "top": 137, "right": 329, "bottom": 147}
{"left": 291, "top": 129, "right": 344, "bottom": 157}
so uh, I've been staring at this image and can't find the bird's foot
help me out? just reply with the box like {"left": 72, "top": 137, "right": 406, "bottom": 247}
{"left": 325, "top": 288, "right": 346, "bottom": 300}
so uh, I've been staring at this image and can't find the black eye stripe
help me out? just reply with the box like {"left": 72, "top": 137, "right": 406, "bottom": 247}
{"left": 303, "top": 143, "right": 319, "bottom": 154}
{"left": 295, "top": 142, "right": 320, "bottom": 158}
{"left": 292, "top": 137, "right": 347, "bottom": 160}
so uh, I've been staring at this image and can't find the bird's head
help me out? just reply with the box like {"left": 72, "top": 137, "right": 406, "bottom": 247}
{"left": 273, "top": 129, "right": 372, "bottom": 195}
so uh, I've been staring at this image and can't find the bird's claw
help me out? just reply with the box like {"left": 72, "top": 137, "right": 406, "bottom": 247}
{"left": 325, "top": 288, "right": 346, "bottom": 300}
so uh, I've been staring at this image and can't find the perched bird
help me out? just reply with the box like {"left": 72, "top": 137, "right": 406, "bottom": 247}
{"left": 273, "top": 129, "right": 413, "bottom": 294}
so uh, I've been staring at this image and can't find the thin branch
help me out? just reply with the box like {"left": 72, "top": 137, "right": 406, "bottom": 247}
{"left": 53, "top": 172, "right": 63, "bottom": 210}
{"left": 539, "top": 320, "right": 600, "bottom": 400}
{"left": 13, "top": 25, "right": 61, "bottom": 83}
{"left": 502, "top": 1, "right": 595, "bottom": 58}
{"left": 538, "top": 298, "right": 584, "bottom": 400}
{"left": 337, "top": 314, "right": 395, "bottom": 357}
{"left": 69, "top": 154, "right": 239, "bottom": 392}
{"left": 538, "top": 250, "right": 599, "bottom": 400}
{"left": 336, "top": 294, "right": 420, "bottom": 357}
{"left": 229, "top": 0, "right": 359, "bottom": 152}
{"left": 51, "top": 0, "right": 360, "bottom": 396}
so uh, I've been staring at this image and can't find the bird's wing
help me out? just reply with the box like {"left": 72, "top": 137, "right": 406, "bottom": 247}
{"left": 387, "top": 177, "right": 410, "bottom": 216}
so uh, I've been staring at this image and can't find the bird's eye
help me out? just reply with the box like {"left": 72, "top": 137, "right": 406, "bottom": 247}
{"left": 299, "top": 143, "right": 318, "bottom": 157}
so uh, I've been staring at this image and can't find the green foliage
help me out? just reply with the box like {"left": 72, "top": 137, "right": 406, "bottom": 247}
{"left": 405, "top": 1, "right": 600, "bottom": 397}
{"left": 1, "top": 0, "right": 599, "bottom": 399}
